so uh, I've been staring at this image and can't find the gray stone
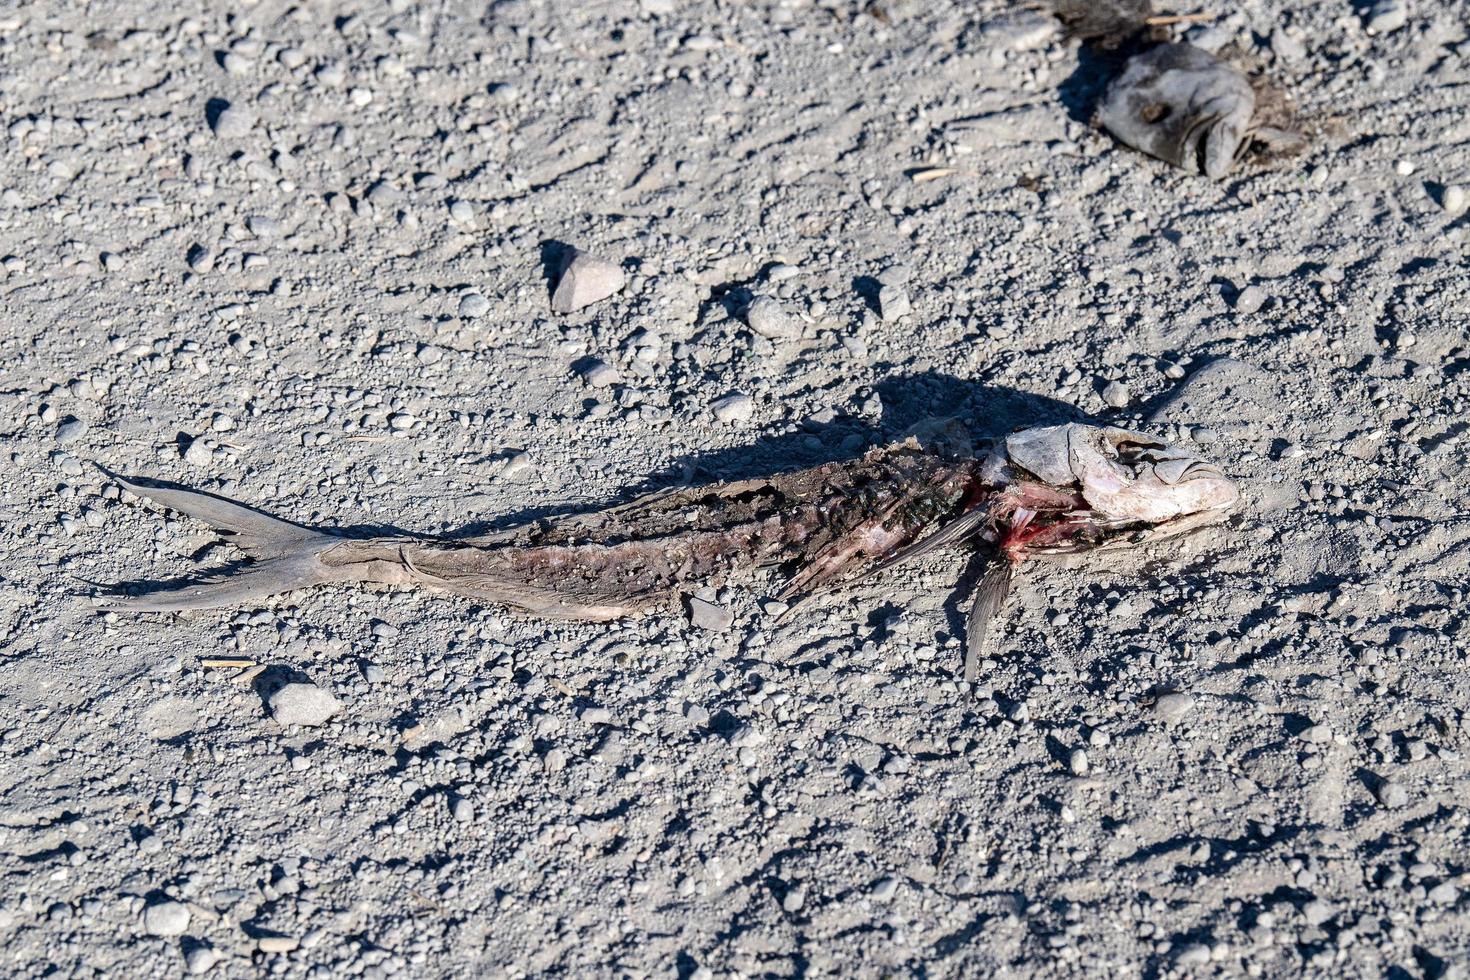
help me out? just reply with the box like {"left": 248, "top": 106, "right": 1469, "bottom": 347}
{"left": 142, "top": 900, "right": 190, "bottom": 937}
{"left": 185, "top": 945, "right": 218, "bottom": 974}
{"left": 1375, "top": 779, "right": 1409, "bottom": 808}
{"left": 210, "top": 103, "right": 255, "bottom": 139}
{"left": 551, "top": 249, "right": 625, "bottom": 313}
{"left": 458, "top": 293, "right": 489, "bottom": 318}
{"left": 728, "top": 723, "right": 766, "bottom": 749}
{"left": 580, "top": 706, "right": 612, "bottom": 725}
{"left": 877, "top": 283, "right": 911, "bottom": 322}
{"left": 1443, "top": 185, "right": 1467, "bottom": 216}
{"left": 581, "top": 360, "right": 619, "bottom": 388}
{"left": 1364, "top": 0, "right": 1407, "bottom": 34}
{"left": 267, "top": 683, "right": 341, "bottom": 727}
{"left": 871, "top": 876, "right": 899, "bottom": 901}
{"left": 56, "top": 418, "right": 85, "bottom": 444}
{"left": 1152, "top": 692, "right": 1195, "bottom": 724}
{"left": 689, "top": 596, "right": 733, "bottom": 631}
{"left": 1102, "top": 381, "right": 1130, "bottom": 409}
{"left": 745, "top": 296, "right": 799, "bottom": 339}
{"left": 1233, "top": 285, "right": 1266, "bottom": 314}
{"left": 710, "top": 393, "right": 754, "bottom": 423}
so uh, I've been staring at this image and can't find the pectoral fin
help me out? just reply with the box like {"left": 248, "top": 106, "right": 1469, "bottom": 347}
{"left": 963, "top": 560, "right": 1014, "bottom": 682}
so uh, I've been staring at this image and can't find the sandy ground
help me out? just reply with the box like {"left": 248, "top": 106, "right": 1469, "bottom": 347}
{"left": 3, "top": 0, "right": 1470, "bottom": 976}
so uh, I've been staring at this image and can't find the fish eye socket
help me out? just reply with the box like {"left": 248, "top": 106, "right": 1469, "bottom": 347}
{"left": 1140, "top": 102, "right": 1171, "bottom": 124}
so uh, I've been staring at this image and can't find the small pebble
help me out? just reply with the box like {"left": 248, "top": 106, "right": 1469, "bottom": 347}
{"left": 728, "top": 724, "right": 767, "bottom": 749}
{"left": 1364, "top": 0, "right": 1408, "bottom": 34}
{"left": 451, "top": 797, "right": 474, "bottom": 823}
{"left": 1443, "top": 185, "right": 1467, "bottom": 216}
{"left": 745, "top": 295, "right": 800, "bottom": 340}
{"left": 1297, "top": 723, "right": 1332, "bottom": 744}
{"left": 1175, "top": 943, "right": 1212, "bottom": 966}
{"left": 580, "top": 706, "right": 612, "bottom": 725}
{"left": 187, "top": 244, "right": 215, "bottom": 273}
{"left": 1375, "top": 779, "right": 1409, "bottom": 808}
{"left": 257, "top": 936, "right": 299, "bottom": 954}
{"left": 551, "top": 249, "right": 625, "bottom": 313}
{"left": 1152, "top": 692, "right": 1195, "bottom": 724}
{"left": 781, "top": 885, "right": 806, "bottom": 912}
{"left": 142, "top": 900, "right": 190, "bottom": 937}
{"left": 182, "top": 436, "right": 213, "bottom": 466}
{"left": 1395, "top": 158, "right": 1415, "bottom": 177}
{"left": 56, "top": 418, "right": 85, "bottom": 444}
{"left": 448, "top": 200, "right": 474, "bottom": 224}
{"left": 458, "top": 293, "right": 490, "bottom": 318}
{"left": 689, "top": 596, "right": 734, "bottom": 631}
{"left": 1302, "top": 899, "right": 1333, "bottom": 926}
{"left": 1101, "top": 381, "right": 1130, "bottom": 409}
{"left": 710, "top": 393, "right": 754, "bottom": 424}
{"left": 185, "top": 946, "right": 219, "bottom": 975}
{"left": 871, "top": 876, "right": 899, "bottom": 901}
{"left": 877, "top": 283, "right": 911, "bottom": 322}
{"left": 1428, "top": 881, "right": 1459, "bottom": 905}
{"left": 1067, "top": 748, "right": 1089, "bottom": 776}
{"left": 1233, "top": 285, "right": 1266, "bottom": 314}
{"left": 267, "top": 682, "right": 341, "bottom": 727}
{"left": 210, "top": 103, "right": 255, "bottom": 139}
{"left": 581, "top": 360, "right": 619, "bottom": 388}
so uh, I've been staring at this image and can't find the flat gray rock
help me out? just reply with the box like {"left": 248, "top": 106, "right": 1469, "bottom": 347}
{"left": 551, "top": 249, "right": 625, "bottom": 313}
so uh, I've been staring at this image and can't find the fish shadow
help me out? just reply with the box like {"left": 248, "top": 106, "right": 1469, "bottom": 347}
{"left": 456, "top": 371, "right": 1087, "bottom": 536}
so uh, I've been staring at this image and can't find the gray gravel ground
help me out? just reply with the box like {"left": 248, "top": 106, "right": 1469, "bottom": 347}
{"left": 3, "top": 0, "right": 1470, "bottom": 976}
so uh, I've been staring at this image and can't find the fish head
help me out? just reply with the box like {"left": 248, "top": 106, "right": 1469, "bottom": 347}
{"left": 998, "top": 423, "right": 1238, "bottom": 554}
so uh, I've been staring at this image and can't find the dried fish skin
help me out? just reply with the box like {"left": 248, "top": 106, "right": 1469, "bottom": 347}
{"left": 1096, "top": 42, "right": 1255, "bottom": 179}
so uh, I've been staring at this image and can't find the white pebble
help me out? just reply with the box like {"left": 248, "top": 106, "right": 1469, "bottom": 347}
{"left": 710, "top": 393, "right": 754, "bottom": 424}
{"left": 728, "top": 724, "right": 767, "bottom": 749}
{"left": 1375, "top": 780, "right": 1408, "bottom": 808}
{"left": 581, "top": 360, "right": 619, "bottom": 388}
{"left": 1442, "top": 185, "right": 1467, "bottom": 216}
{"left": 877, "top": 283, "right": 911, "bottom": 322}
{"left": 1395, "top": 159, "right": 1415, "bottom": 177}
{"left": 185, "top": 946, "right": 219, "bottom": 975}
{"left": 1152, "top": 692, "right": 1195, "bottom": 724}
{"left": 267, "top": 683, "right": 341, "bottom": 727}
{"left": 142, "top": 900, "right": 190, "bottom": 937}
{"left": 210, "top": 104, "right": 254, "bottom": 139}
{"left": 459, "top": 293, "right": 490, "bottom": 318}
{"left": 1101, "top": 381, "right": 1130, "bottom": 409}
{"left": 745, "top": 295, "right": 799, "bottom": 340}
{"left": 1233, "top": 285, "right": 1266, "bottom": 315}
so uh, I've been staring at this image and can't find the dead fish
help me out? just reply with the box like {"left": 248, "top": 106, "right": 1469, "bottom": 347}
{"left": 1048, "top": 1, "right": 1304, "bottom": 178}
{"left": 1096, "top": 43, "right": 1305, "bottom": 179}
{"left": 95, "top": 422, "right": 1238, "bottom": 679}
{"left": 1097, "top": 42, "right": 1256, "bottom": 179}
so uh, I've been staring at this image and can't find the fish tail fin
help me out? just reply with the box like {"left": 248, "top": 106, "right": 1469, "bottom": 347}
{"left": 93, "top": 472, "right": 356, "bottom": 613}
{"left": 94, "top": 554, "right": 339, "bottom": 613}
{"left": 105, "top": 471, "right": 322, "bottom": 560}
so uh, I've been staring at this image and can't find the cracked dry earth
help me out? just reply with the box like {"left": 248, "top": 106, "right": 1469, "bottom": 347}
{"left": 3, "top": 0, "right": 1470, "bottom": 977}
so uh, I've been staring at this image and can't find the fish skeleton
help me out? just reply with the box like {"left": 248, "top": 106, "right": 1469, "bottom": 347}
{"left": 96, "top": 422, "right": 1238, "bottom": 679}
